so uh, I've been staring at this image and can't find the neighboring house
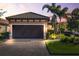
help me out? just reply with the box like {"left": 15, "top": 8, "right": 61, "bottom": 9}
{"left": 0, "top": 19, "right": 8, "bottom": 33}
{"left": 6, "top": 12, "right": 50, "bottom": 39}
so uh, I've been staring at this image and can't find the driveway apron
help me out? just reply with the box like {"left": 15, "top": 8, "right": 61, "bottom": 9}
{"left": 0, "top": 39, "right": 49, "bottom": 56}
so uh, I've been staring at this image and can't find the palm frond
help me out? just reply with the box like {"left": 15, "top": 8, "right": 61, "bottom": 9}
{"left": 56, "top": 5, "right": 61, "bottom": 10}
{"left": 42, "top": 4, "right": 51, "bottom": 12}
{"left": 42, "top": 4, "right": 49, "bottom": 10}
{"left": 0, "top": 10, "right": 6, "bottom": 16}
{"left": 62, "top": 7, "right": 68, "bottom": 13}
{"left": 52, "top": 3, "right": 56, "bottom": 7}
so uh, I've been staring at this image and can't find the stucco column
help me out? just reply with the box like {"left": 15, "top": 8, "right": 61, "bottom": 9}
{"left": 9, "top": 24, "right": 12, "bottom": 39}
{"left": 44, "top": 23, "right": 47, "bottom": 39}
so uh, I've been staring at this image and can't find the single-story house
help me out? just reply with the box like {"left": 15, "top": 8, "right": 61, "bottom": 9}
{"left": 0, "top": 19, "right": 9, "bottom": 33}
{"left": 6, "top": 12, "right": 50, "bottom": 39}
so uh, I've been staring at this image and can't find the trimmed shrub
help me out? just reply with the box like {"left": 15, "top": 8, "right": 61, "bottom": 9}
{"left": 60, "top": 34, "right": 75, "bottom": 43}
{"left": 1, "top": 32, "right": 10, "bottom": 39}
{"left": 60, "top": 34, "right": 65, "bottom": 40}
{"left": 46, "top": 30, "right": 54, "bottom": 39}
{"left": 61, "top": 36, "right": 69, "bottom": 43}
{"left": 69, "top": 35, "right": 75, "bottom": 43}
{"left": 60, "top": 34, "right": 67, "bottom": 43}
{"left": 0, "top": 36, "right": 4, "bottom": 40}
{"left": 73, "top": 36, "right": 79, "bottom": 44}
{"left": 49, "top": 34, "right": 57, "bottom": 39}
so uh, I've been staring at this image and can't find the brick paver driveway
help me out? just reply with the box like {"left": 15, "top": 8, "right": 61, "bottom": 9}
{"left": 0, "top": 39, "right": 49, "bottom": 56}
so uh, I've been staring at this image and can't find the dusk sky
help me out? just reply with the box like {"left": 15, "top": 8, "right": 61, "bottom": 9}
{"left": 0, "top": 3, "right": 79, "bottom": 22}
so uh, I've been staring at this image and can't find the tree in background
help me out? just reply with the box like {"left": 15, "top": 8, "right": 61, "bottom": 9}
{"left": 67, "top": 8, "right": 79, "bottom": 32}
{"left": 0, "top": 9, "right": 6, "bottom": 18}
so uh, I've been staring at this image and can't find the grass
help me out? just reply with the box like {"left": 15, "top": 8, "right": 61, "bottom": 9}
{"left": 46, "top": 40, "right": 79, "bottom": 55}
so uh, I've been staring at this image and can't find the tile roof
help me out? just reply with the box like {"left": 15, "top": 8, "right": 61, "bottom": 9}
{"left": 6, "top": 12, "right": 49, "bottom": 21}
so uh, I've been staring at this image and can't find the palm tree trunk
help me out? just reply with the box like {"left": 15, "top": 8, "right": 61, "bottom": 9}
{"left": 59, "top": 17, "right": 61, "bottom": 39}
{"left": 53, "top": 23, "right": 55, "bottom": 33}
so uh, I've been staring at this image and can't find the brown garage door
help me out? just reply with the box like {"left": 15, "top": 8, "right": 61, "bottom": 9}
{"left": 12, "top": 25, "right": 44, "bottom": 39}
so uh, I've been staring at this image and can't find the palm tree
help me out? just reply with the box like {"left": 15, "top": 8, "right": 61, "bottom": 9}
{"left": 42, "top": 3, "right": 68, "bottom": 39}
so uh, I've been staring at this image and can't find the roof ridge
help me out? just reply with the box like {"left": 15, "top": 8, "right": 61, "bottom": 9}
{"left": 29, "top": 12, "right": 48, "bottom": 18}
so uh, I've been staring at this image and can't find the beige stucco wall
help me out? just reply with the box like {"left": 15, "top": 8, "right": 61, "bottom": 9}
{"left": 9, "top": 20, "right": 48, "bottom": 39}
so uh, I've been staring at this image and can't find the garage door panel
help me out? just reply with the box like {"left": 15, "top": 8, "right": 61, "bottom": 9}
{"left": 12, "top": 25, "right": 43, "bottom": 39}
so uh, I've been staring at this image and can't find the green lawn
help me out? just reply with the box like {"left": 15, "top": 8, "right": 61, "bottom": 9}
{"left": 46, "top": 40, "right": 79, "bottom": 55}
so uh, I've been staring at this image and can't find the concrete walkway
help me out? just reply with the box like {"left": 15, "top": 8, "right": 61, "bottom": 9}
{"left": 0, "top": 39, "right": 49, "bottom": 56}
